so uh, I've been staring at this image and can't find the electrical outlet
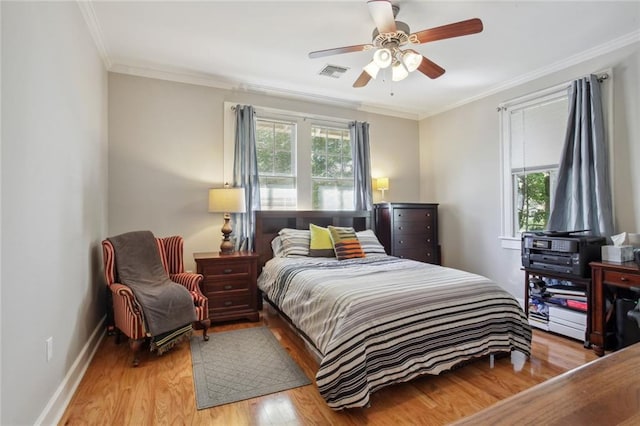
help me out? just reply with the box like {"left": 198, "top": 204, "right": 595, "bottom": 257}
{"left": 46, "top": 337, "right": 53, "bottom": 362}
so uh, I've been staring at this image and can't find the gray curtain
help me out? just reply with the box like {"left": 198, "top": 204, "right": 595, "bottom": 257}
{"left": 547, "top": 75, "right": 614, "bottom": 237}
{"left": 233, "top": 104, "right": 261, "bottom": 251}
{"left": 350, "top": 121, "right": 373, "bottom": 210}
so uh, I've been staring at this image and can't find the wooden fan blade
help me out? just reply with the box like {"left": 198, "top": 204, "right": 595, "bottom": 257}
{"left": 367, "top": 0, "right": 396, "bottom": 34}
{"left": 353, "top": 71, "right": 372, "bottom": 88}
{"left": 411, "top": 18, "right": 483, "bottom": 44}
{"left": 309, "top": 44, "right": 373, "bottom": 59}
{"left": 417, "top": 56, "right": 446, "bottom": 79}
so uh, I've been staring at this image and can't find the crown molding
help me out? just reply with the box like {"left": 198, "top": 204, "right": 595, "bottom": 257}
{"left": 76, "top": 1, "right": 111, "bottom": 69}
{"left": 419, "top": 29, "right": 640, "bottom": 119}
{"left": 109, "top": 62, "right": 420, "bottom": 120}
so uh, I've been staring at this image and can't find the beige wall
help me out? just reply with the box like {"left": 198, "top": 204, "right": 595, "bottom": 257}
{"left": 108, "top": 73, "right": 421, "bottom": 271}
{"left": 420, "top": 41, "right": 640, "bottom": 300}
{"left": 1, "top": 2, "right": 108, "bottom": 424}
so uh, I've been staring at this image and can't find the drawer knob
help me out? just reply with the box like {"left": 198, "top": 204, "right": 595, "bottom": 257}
{"left": 398, "top": 226, "right": 403, "bottom": 230}
{"left": 621, "top": 276, "right": 629, "bottom": 282}
{"left": 224, "top": 301, "right": 233, "bottom": 306}
{"left": 426, "top": 225, "right": 431, "bottom": 230}
{"left": 399, "top": 240, "right": 404, "bottom": 244}
{"left": 426, "top": 238, "right": 431, "bottom": 243}
{"left": 223, "top": 284, "right": 233, "bottom": 290}
{"left": 223, "top": 268, "right": 233, "bottom": 274}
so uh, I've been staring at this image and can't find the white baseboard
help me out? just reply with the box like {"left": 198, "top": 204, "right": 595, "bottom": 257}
{"left": 35, "top": 316, "right": 106, "bottom": 426}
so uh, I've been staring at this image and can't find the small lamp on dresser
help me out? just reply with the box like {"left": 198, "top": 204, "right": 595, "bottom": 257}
{"left": 208, "top": 183, "right": 246, "bottom": 255}
{"left": 376, "top": 177, "right": 389, "bottom": 201}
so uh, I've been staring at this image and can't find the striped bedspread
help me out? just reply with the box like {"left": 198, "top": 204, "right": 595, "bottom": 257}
{"left": 258, "top": 255, "right": 532, "bottom": 410}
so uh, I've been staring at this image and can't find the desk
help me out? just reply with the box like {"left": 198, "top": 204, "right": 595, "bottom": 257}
{"left": 590, "top": 260, "right": 640, "bottom": 356}
{"left": 452, "top": 342, "right": 640, "bottom": 425}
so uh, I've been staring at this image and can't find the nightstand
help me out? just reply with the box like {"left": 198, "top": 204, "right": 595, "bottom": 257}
{"left": 193, "top": 251, "right": 260, "bottom": 323}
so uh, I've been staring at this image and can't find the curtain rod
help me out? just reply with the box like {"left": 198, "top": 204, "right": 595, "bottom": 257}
{"left": 230, "top": 104, "right": 352, "bottom": 125}
{"left": 497, "top": 72, "right": 610, "bottom": 111}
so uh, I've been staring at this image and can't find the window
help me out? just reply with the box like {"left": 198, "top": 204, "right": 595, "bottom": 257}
{"left": 249, "top": 107, "right": 354, "bottom": 210}
{"left": 500, "top": 87, "right": 568, "bottom": 246}
{"left": 311, "top": 126, "right": 353, "bottom": 210}
{"left": 256, "top": 119, "right": 296, "bottom": 209}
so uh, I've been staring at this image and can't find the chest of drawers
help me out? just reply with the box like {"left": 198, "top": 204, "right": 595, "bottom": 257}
{"left": 194, "top": 251, "right": 260, "bottom": 323}
{"left": 374, "top": 202, "right": 440, "bottom": 264}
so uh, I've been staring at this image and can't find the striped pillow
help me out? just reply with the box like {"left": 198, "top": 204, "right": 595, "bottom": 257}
{"left": 278, "top": 228, "right": 310, "bottom": 257}
{"left": 328, "top": 226, "right": 365, "bottom": 260}
{"left": 356, "top": 229, "right": 387, "bottom": 255}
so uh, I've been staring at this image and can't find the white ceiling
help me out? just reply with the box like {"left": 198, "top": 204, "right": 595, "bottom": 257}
{"left": 86, "top": 1, "right": 640, "bottom": 119}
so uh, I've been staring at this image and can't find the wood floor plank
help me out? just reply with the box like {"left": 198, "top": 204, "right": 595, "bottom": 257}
{"left": 59, "top": 307, "right": 597, "bottom": 425}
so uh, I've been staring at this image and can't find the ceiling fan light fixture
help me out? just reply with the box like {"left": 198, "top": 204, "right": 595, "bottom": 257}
{"left": 363, "top": 61, "right": 380, "bottom": 79}
{"left": 373, "top": 48, "right": 393, "bottom": 68}
{"left": 391, "top": 60, "right": 409, "bottom": 82}
{"left": 401, "top": 49, "right": 422, "bottom": 73}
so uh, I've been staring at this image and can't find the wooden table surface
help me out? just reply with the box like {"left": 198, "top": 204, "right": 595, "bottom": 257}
{"left": 452, "top": 343, "right": 640, "bottom": 425}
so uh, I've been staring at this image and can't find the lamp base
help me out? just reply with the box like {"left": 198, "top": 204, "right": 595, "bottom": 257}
{"left": 219, "top": 213, "right": 235, "bottom": 255}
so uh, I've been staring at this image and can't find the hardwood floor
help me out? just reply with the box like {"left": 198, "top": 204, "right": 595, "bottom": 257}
{"left": 59, "top": 306, "right": 597, "bottom": 425}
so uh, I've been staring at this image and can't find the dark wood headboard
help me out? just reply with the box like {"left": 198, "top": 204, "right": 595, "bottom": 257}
{"left": 254, "top": 210, "right": 372, "bottom": 273}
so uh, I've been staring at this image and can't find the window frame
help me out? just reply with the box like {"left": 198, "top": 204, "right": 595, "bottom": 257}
{"left": 223, "top": 102, "right": 353, "bottom": 211}
{"left": 499, "top": 85, "right": 569, "bottom": 249}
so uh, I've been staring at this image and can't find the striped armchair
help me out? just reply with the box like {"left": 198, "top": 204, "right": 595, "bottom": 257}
{"left": 102, "top": 235, "right": 210, "bottom": 366}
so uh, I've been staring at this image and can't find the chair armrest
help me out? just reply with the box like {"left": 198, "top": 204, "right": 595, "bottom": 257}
{"left": 110, "top": 283, "right": 143, "bottom": 316}
{"left": 170, "top": 272, "right": 204, "bottom": 295}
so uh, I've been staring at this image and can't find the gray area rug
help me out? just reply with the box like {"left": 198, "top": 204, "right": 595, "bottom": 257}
{"left": 190, "top": 326, "right": 312, "bottom": 409}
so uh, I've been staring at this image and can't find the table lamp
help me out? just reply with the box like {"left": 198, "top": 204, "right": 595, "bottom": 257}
{"left": 208, "top": 184, "right": 246, "bottom": 254}
{"left": 376, "top": 177, "right": 389, "bottom": 201}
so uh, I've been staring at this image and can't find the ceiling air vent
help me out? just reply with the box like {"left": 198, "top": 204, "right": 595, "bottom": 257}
{"left": 318, "top": 64, "right": 349, "bottom": 78}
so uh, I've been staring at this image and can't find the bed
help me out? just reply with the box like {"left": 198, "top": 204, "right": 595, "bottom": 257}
{"left": 255, "top": 210, "right": 532, "bottom": 410}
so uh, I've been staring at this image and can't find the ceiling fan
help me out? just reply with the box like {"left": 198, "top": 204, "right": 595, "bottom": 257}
{"left": 308, "top": 0, "right": 483, "bottom": 88}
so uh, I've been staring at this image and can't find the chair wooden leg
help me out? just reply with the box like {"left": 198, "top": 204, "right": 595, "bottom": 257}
{"left": 200, "top": 319, "right": 211, "bottom": 341}
{"left": 129, "top": 338, "right": 144, "bottom": 367}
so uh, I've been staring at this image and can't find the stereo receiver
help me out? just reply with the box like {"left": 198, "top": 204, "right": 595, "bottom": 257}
{"left": 521, "top": 233, "right": 606, "bottom": 278}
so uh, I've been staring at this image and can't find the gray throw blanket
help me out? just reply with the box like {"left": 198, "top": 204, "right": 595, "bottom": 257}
{"left": 108, "top": 230, "right": 196, "bottom": 338}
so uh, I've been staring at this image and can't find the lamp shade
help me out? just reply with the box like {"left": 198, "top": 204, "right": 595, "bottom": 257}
{"left": 373, "top": 48, "right": 392, "bottom": 68}
{"left": 208, "top": 187, "right": 246, "bottom": 213}
{"left": 376, "top": 177, "right": 389, "bottom": 191}
{"left": 401, "top": 49, "right": 422, "bottom": 72}
{"left": 391, "top": 60, "right": 409, "bottom": 82}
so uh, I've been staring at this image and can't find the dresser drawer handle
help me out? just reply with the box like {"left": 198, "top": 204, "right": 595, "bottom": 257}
{"left": 398, "top": 226, "right": 403, "bottom": 230}
{"left": 399, "top": 240, "right": 404, "bottom": 244}
{"left": 426, "top": 238, "right": 431, "bottom": 243}
{"left": 620, "top": 276, "right": 629, "bottom": 282}
{"left": 426, "top": 225, "right": 431, "bottom": 230}
{"left": 224, "top": 301, "right": 233, "bottom": 306}
{"left": 223, "top": 268, "right": 233, "bottom": 274}
{"left": 223, "top": 284, "right": 233, "bottom": 290}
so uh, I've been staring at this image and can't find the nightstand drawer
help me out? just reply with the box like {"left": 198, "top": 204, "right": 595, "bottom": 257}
{"left": 200, "top": 261, "right": 251, "bottom": 277}
{"left": 210, "top": 291, "right": 252, "bottom": 310}
{"left": 205, "top": 278, "right": 250, "bottom": 292}
{"left": 604, "top": 270, "right": 640, "bottom": 286}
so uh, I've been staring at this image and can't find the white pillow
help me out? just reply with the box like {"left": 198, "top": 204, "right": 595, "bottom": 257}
{"left": 271, "top": 236, "right": 284, "bottom": 257}
{"left": 278, "top": 228, "right": 311, "bottom": 257}
{"left": 356, "top": 229, "right": 387, "bottom": 255}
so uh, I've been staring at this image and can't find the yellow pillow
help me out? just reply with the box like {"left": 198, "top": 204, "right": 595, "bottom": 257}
{"left": 309, "top": 224, "right": 335, "bottom": 257}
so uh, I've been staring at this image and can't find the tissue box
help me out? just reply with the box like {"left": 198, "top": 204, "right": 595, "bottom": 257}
{"left": 601, "top": 245, "right": 635, "bottom": 263}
